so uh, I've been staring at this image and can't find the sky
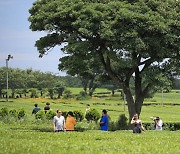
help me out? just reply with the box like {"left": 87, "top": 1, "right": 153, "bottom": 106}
{"left": 0, "top": 0, "right": 66, "bottom": 76}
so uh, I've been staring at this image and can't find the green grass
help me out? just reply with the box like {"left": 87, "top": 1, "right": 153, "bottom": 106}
{"left": 0, "top": 89, "right": 180, "bottom": 122}
{"left": 0, "top": 89, "right": 179, "bottom": 154}
{"left": 0, "top": 123, "right": 179, "bottom": 154}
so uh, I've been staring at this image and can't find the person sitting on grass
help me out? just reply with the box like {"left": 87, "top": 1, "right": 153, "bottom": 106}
{"left": 32, "top": 104, "right": 40, "bottom": 114}
{"left": 65, "top": 111, "right": 76, "bottom": 131}
{"left": 53, "top": 110, "right": 66, "bottom": 132}
{"left": 150, "top": 116, "right": 163, "bottom": 130}
{"left": 131, "top": 113, "right": 145, "bottom": 133}
{"left": 99, "top": 109, "right": 109, "bottom": 131}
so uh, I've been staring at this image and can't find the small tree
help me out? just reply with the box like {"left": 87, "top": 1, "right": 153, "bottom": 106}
{"left": 63, "top": 90, "right": 72, "bottom": 99}
{"left": 116, "top": 114, "right": 128, "bottom": 130}
{"left": 73, "top": 110, "right": 84, "bottom": 122}
{"left": 85, "top": 109, "right": 100, "bottom": 123}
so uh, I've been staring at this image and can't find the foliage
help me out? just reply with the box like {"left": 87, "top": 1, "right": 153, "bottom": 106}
{"left": 45, "top": 110, "right": 56, "bottom": 120}
{"left": 108, "top": 121, "right": 117, "bottom": 131}
{"left": 144, "top": 122, "right": 180, "bottom": 131}
{"left": 17, "top": 108, "right": 26, "bottom": 119}
{"left": 63, "top": 90, "right": 73, "bottom": 99}
{"left": 9, "top": 109, "right": 18, "bottom": 118}
{"left": 0, "top": 123, "right": 180, "bottom": 154}
{"left": 76, "top": 91, "right": 90, "bottom": 100}
{"left": 62, "top": 111, "right": 68, "bottom": 119}
{"left": 35, "top": 110, "right": 45, "bottom": 120}
{"left": 116, "top": 114, "right": 128, "bottom": 130}
{"left": 85, "top": 109, "right": 100, "bottom": 122}
{"left": 29, "top": 0, "right": 180, "bottom": 121}
{"left": 73, "top": 110, "right": 84, "bottom": 122}
{"left": 0, "top": 67, "right": 82, "bottom": 98}
{"left": 0, "top": 107, "right": 9, "bottom": 118}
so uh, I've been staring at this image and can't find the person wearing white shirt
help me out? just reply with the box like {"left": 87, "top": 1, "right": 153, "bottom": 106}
{"left": 53, "top": 110, "right": 66, "bottom": 132}
{"left": 150, "top": 116, "right": 163, "bottom": 130}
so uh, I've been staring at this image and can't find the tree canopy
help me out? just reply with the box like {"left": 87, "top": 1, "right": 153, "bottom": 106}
{"left": 29, "top": 0, "right": 180, "bottom": 119}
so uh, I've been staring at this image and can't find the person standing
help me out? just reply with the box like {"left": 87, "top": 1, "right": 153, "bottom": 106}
{"left": 66, "top": 111, "right": 76, "bottom": 131}
{"left": 99, "top": 109, "right": 108, "bottom": 131}
{"left": 131, "top": 113, "right": 145, "bottom": 133}
{"left": 85, "top": 104, "right": 90, "bottom": 115}
{"left": 150, "top": 116, "right": 163, "bottom": 130}
{"left": 44, "top": 102, "right": 50, "bottom": 114}
{"left": 32, "top": 104, "right": 40, "bottom": 114}
{"left": 53, "top": 110, "right": 66, "bottom": 132}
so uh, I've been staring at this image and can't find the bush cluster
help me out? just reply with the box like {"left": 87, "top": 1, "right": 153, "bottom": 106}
{"left": 144, "top": 122, "right": 180, "bottom": 131}
{"left": 85, "top": 109, "right": 100, "bottom": 122}
{"left": 0, "top": 107, "right": 26, "bottom": 120}
{"left": 108, "top": 114, "right": 128, "bottom": 131}
{"left": 76, "top": 91, "right": 90, "bottom": 100}
{"left": 35, "top": 110, "right": 56, "bottom": 120}
{"left": 73, "top": 110, "right": 84, "bottom": 122}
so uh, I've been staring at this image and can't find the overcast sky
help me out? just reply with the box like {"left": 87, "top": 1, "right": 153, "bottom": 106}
{"left": 0, "top": 0, "right": 66, "bottom": 76}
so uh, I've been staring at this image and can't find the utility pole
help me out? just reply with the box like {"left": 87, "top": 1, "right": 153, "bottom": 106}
{"left": 161, "top": 88, "right": 164, "bottom": 106}
{"left": 6, "top": 54, "right": 13, "bottom": 101}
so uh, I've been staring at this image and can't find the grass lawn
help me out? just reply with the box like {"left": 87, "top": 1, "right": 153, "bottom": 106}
{"left": 0, "top": 89, "right": 179, "bottom": 154}
{"left": 0, "top": 89, "right": 180, "bottom": 122}
{"left": 0, "top": 122, "right": 179, "bottom": 154}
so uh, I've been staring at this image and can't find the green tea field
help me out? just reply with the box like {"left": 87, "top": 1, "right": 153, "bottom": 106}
{"left": 0, "top": 89, "right": 180, "bottom": 154}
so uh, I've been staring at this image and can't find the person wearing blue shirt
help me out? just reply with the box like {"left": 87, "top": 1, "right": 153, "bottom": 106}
{"left": 32, "top": 104, "right": 40, "bottom": 114}
{"left": 99, "top": 109, "right": 108, "bottom": 131}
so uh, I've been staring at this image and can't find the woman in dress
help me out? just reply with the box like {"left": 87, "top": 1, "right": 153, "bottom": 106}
{"left": 131, "top": 113, "right": 145, "bottom": 133}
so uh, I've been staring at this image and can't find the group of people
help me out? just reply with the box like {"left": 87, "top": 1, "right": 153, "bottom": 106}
{"left": 32, "top": 102, "right": 50, "bottom": 114}
{"left": 131, "top": 113, "right": 163, "bottom": 133}
{"left": 32, "top": 103, "right": 109, "bottom": 132}
{"left": 53, "top": 107, "right": 109, "bottom": 132}
{"left": 32, "top": 103, "right": 163, "bottom": 133}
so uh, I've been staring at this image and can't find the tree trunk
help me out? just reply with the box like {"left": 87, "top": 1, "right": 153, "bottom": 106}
{"left": 112, "top": 90, "right": 115, "bottom": 96}
{"left": 81, "top": 79, "right": 88, "bottom": 93}
{"left": 40, "top": 91, "right": 43, "bottom": 97}
{"left": 11, "top": 89, "right": 15, "bottom": 98}
{"left": 0, "top": 89, "right": 2, "bottom": 98}
{"left": 134, "top": 67, "right": 143, "bottom": 116}
{"left": 123, "top": 84, "right": 136, "bottom": 121}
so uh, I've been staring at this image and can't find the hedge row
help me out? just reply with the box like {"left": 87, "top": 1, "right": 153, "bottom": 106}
{"left": 143, "top": 122, "right": 180, "bottom": 131}
{"left": 35, "top": 110, "right": 84, "bottom": 122}
{"left": 0, "top": 107, "right": 26, "bottom": 119}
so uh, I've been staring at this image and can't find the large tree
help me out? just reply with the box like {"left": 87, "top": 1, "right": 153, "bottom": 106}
{"left": 29, "top": 0, "right": 180, "bottom": 120}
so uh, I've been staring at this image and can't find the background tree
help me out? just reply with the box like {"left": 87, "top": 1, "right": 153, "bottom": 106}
{"left": 29, "top": 0, "right": 180, "bottom": 120}
{"left": 59, "top": 51, "right": 103, "bottom": 96}
{"left": 54, "top": 81, "right": 65, "bottom": 99}
{"left": 0, "top": 67, "right": 6, "bottom": 98}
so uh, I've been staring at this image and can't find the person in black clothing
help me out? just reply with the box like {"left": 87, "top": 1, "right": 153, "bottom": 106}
{"left": 44, "top": 102, "right": 50, "bottom": 114}
{"left": 131, "top": 113, "right": 145, "bottom": 133}
{"left": 32, "top": 104, "right": 40, "bottom": 114}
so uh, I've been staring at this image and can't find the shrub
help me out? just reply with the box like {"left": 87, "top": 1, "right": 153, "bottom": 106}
{"left": 73, "top": 110, "right": 84, "bottom": 122}
{"left": 75, "top": 121, "right": 100, "bottom": 131}
{"left": 46, "top": 110, "right": 56, "bottom": 120}
{"left": 116, "top": 114, "right": 128, "bottom": 130}
{"left": 76, "top": 91, "right": 90, "bottom": 100}
{"left": 0, "top": 107, "right": 9, "bottom": 118}
{"left": 62, "top": 111, "right": 68, "bottom": 119}
{"left": 63, "top": 90, "right": 73, "bottom": 99}
{"left": 108, "top": 121, "right": 117, "bottom": 131}
{"left": 35, "top": 110, "right": 45, "bottom": 120}
{"left": 143, "top": 122, "right": 180, "bottom": 131}
{"left": 18, "top": 108, "right": 26, "bottom": 119}
{"left": 9, "top": 109, "right": 18, "bottom": 118}
{"left": 85, "top": 109, "right": 100, "bottom": 122}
